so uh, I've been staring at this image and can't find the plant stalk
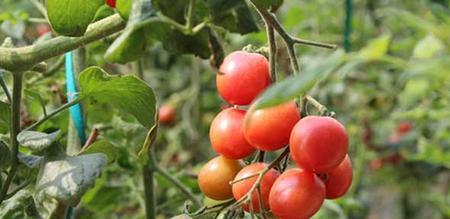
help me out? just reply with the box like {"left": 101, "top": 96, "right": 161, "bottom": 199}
{"left": 0, "top": 72, "right": 23, "bottom": 204}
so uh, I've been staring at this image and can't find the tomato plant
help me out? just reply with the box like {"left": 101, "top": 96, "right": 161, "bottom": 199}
{"left": 0, "top": 0, "right": 448, "bottom": 218}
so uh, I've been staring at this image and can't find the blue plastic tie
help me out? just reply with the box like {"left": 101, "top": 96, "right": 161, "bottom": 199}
{"left": 65, "top": 51, "right": 86, "bottom": 219}
{"left": 65, "top": 52, "right": 86, "bottom": 144}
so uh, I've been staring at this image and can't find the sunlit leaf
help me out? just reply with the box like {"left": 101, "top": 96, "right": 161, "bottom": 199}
{"left": 357, "top": 35, "right": 391, "bottom": 61}
{"left": 78, "top": 66, "right": 157, "bottom": 129}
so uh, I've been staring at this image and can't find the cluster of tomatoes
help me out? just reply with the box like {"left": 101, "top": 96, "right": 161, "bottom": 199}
{"left": 198, "top": 51, "right": 353, "bottom": 218}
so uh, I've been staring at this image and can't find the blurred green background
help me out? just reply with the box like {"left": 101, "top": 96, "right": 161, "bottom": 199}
{"left": 0, "top": 0, "right": 449, "bottom": 218}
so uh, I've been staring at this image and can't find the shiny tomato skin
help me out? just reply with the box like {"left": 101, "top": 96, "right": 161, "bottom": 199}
{"left": 198, "top": 156, "right": 243, "bottom": 200}
{"left": 290, "top": 116, "right": 348, "bottom": 173}
{"left": 244, "top": 101, "right": 300, "bottom": 151}
{"left": 217, "top": 51, "right": 270, "bottom": 105}
{"left": 269, "top": 169, "right": 325, "bottom": 219}
{"left": 324, "top": 155, "right": 353, "bottom": 199}
{"left": 232, "top": 163, "right": 280, "bottom": 212}
{"left": 106, "top": 0, "right": 116, "bottom": 8}
{"left": 210, "top": 108, "right": 255, "bottom": 159}
{"left": 159, "top": 104, "right": 175, "bottom": 125}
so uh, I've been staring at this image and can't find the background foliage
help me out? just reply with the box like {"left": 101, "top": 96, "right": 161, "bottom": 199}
{"left": 0, "top": 0, "right": 449, "bottom": 218}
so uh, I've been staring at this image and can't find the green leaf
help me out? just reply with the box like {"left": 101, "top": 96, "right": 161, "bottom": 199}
{"left": 209, "top": 2, "right": 259, "bottom": 34}
{"left": 116, "top": 0, "right": 132, "bottom": 20}
{"left": 104, "top": 28, "right": 146, "bottom": 63}
{"left": 35, "top": 154, "right": 107, "bottom": 206}
{"left": 254, "top": 50, "right": 346, "bottom": 109}
{"left": 0, "top": 101, "right": 10, "bottom": 134}
{"left": 399, "top": 79, "right": 429, "bottom": 108}
{"left": 79, "top": 140, "right": 117, "bottom": 163}
{"left": 105, "top": 0, "right": 154, "bottom": 63}
{"left": 357, "top": 34, "right": 391, "bottom": 61}
{"left": 78, "top": 66, "right": 157, "bottom": 129}
{"left": 412, "top": 34, "right": 445, "bottom": 59}
{"left": 24, "top": 89, "right": 47, "bottom": 116}
{"left": 0, "top": 141, "right": 10, "bottom": 170}
{"left": 81, "top": 175, "right": 127, "bottom": 214}
{"left": 17, "top": 130, "right": 60, "bottom": 152}
{"left": 166, "top": 31, "right": 211, "bottom": 58}
{"left": 46, "top": 0, "right": 104, "bottom": 36}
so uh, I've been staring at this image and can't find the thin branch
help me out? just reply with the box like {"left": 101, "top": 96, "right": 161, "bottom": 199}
{"left": 266, "top": 25, "right": 277, "bottom": 82}
{"left": 150, "top": 153, "right": 202, "bottom": 208}
{"left": 227, "top": 148, "right": 290, "bottom": 211}
{"left": 28, "top": 18, "right": 48, "bottom": 23}
{"left": 185, "top": 0, "right": 196, "bottom": 29}
{"left": 256, "top": 187, "right": 267, "bottom": 219}
{"left": 24, "top": 98, "right": 81, "bottom": 131}
{"left": 0, "top": 70, "right": 11, "bottom": 103}
{"left": 0, "top": 14, "right": 126, "bottom": 71}
{"left": 292, "top": 37, "right": 337, "bottom": 49}
{"left": 30, "top": 0, "right": 47, "bottom": 18}
{"left": 305, "top": 95, "right": 334, "bottom": 116}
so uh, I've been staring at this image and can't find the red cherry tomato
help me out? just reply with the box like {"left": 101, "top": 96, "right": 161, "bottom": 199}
{"left": 323, "top": 155, "right": 353, "bottom": 199}
{"left": 244, "top": 101, "right": 300, "bottom": 151}
{"left": 36, "top": 24, "right": 51, "bottom": 36}
{"left": 397, "top": 121, "right": 412, "bottom": 134}
{"left": 232, "top": 163, "right": 280, "bottom": 212}
{"left": 210, "top": 108, "right": 255, "bottom": 159}
{"left": 290, "top": 116, "right": 348, "bottom": 173}
{"left": 106, "top": 0, "right": 116, "bottom": 8}
{"left": 269, "top": 169, "right": 325, "bottom": 219}
{"left": 198, "top": 156, "right": 243, "bottom": 200}
{"left": 217, "top": 51, "right": 270, "bottom": 105}
{"left": 159, "top": 104, "right": 175, "bottom": 125}
{"left": 370, "top": 159, "right": 383, "bottom": 170}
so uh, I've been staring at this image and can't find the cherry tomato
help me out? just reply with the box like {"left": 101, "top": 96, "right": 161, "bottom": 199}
{"left": 36, "top": 24, "right": 51, "bottom": 36}
{"left": 290, "top": 116, "right": 348, "bottom": 173}
{"left": 217, "top": 51, "right": 270, "bottom": 105}
{"left": 232, "top": 163, "right": 280, "bottom": 212}
{"left": 158, "top": 104, "right": 175, "bottom": 125}
{"left": 210, "top": 108, "right": 255, "bottom": 159}
{"left": 269, "top": 169, "right": 325, "bottom": 219}
{"left": 244, "top": 101, "right": 300, "bottom": 151}
{"left": 106, "top": 0, "right": 116, "bottom": 8}
{"left": 198, "top": 156, "right": 242, "bottom": 200}
{"left": 397, "top": 121, "right": 412, "bottom": 134}
{"left": 323, "top": 155, "right": 352, "bottom": 199}
{"left": 370, "top": 159, "right": 383, "bottom": 170}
